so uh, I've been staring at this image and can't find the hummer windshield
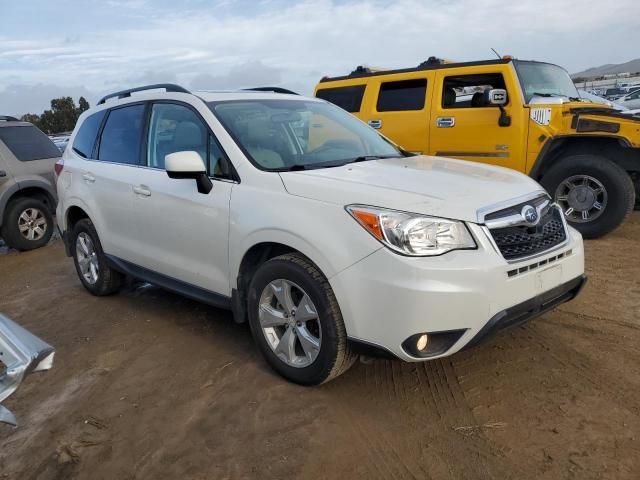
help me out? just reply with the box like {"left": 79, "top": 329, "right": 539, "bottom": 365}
{"left": 514, "top": 61, "right": 580, "bottom": 103}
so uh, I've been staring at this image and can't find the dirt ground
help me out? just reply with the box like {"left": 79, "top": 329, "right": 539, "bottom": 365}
{"left": 1, "top": 214, "right": 639, "bottom": 480}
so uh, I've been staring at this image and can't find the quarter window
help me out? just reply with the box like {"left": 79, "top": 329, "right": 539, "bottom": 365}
{"left": 72, "top": 110, "right": 106, "bottom": 159}
{"left": 441, "top": 74, "right": 507, "bottom": 109}
{"left": 98, "top": 104, "right": 145, "bottom": 164}
{"left": 376, "top": 79, "right": 427, "bottom": 112}
{"left": 0, "top": 125, "right": 60, "bottom": 161}
{"left": 315, "top": 85, "right": 366, "bottom": 113}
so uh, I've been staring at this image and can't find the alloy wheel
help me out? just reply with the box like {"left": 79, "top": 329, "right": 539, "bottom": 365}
{"left": 17, "top": 208, "right": 47, "bottom": 241}
{"left": 258, "top": 279, "right": 322, "bottom": 368}
{"left": 76, "top": 232, "right": 99, "bottom": 285}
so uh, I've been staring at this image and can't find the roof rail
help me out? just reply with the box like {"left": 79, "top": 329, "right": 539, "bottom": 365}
{"left": 0, "top": 115, "right": 19, "bottom": 121}
{"left": 97, "top": 83, "right": 191, "bottom": 105}
{"left": 244, "top": 87, "right": 299, "bottom": 95}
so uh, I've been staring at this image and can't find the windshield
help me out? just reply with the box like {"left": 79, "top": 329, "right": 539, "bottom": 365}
{"left": 514, "top": 61, "right": 580, "bottom": 103}
{"left": 209, "top": 99, "right": 401, "bottom": 171}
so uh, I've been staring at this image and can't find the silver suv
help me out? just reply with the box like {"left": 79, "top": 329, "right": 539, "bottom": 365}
{"left": 0, "top": 119, "right": 60, "bottom": 250}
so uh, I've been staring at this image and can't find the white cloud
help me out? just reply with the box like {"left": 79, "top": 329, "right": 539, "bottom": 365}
{"left": 1, "top": 0, "right": 639, "bottom": 115}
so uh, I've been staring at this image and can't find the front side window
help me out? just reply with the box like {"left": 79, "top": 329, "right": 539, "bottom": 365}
{"left": 72, "top": 110, "right": 106, "bottom": 159}
{"left": 377, "top": 79, "right": 427, "bottom": 111}
{"left": 0, "top": 125, "right": 60, "bottom": 161}
{"left": 146, "top": 103, "right": 232, "bottom": 178}
{"left": 210, "top": 99, "right": 401, "bottom": 171}
{"left": 98, "top": 104, "right": 145, "bottom": 164}
{"left": 315, "top": 85, "right": 366, "bottom": 113}
{"left": 513, "top": 61, "right": 580, "bottom": 103}
{"left": 441, "top": 73, "right": 506, "bottom": 109}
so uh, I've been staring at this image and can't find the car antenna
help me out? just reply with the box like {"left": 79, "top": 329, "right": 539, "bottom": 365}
{"left": 490, "top": 48, "right": 501, "bottom": 59}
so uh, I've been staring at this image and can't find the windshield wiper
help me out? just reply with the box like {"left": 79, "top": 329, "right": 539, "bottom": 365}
{"left": 344, "top": 154, "right": 403, "bottom": 164}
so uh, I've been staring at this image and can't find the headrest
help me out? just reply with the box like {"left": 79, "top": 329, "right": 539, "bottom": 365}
{"left": 443, "top": 88, "right": 457, "bottom": 106}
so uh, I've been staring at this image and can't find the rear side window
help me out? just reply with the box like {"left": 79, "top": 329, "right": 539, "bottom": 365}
{"left": 376, "top": 79, "right": 427, "bottom": 111}
{"left": 98, "top": 104, "right": 145, "bottom": 165}
{"left": 316, "top": 85, "right": 366, "bottom": 112}
{"left": 72, "top": 110, "right": 106, "bottom": 159}
{"left": 0, "top": 125, "right": 60, "bottom": 161}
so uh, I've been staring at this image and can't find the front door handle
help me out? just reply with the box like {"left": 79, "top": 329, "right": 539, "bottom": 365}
{"left": 367, "top": 119, "right": 383, "bottom": 129}
{"left": 436, "top": 117, "right": 456, "bottom": 128}
{"left": 0, "top": 170, "right": 6, "bottom": 178}
{"left": 82, "top": 172, "right": 96, "bottom": 183}
{"left": 133, "top": 185, "right": 151, "bottom": 197}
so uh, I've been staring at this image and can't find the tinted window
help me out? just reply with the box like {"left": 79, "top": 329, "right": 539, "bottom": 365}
{"left": 72, "top": 110, "right": 106, "bottom": 158}
{"left": 442, "top": 73, "right": 507, "bottom": 109}
{"left": 377, "top": 79, "right": 427, "bottom": 111}
{"left": 315, "top": 85, "right": 366, "bottom": 112}
{"left": 98, "top": 104, "right": 145, "bottom": 164}
{"left": 0, "top": 125, "right": 60, "bottom": 161}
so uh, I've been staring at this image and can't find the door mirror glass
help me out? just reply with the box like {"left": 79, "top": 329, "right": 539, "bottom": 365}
{"left": 485, "top": 89, "right": 508, "bottom": 106}
{"left": 165, "top": 151, "right": 212, "bottom": 194}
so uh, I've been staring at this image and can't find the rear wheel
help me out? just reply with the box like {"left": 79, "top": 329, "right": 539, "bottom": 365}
{"left": 71, "top": 218, "right": 123, "bottom": 296}
{"left": 540, "top": 155, "right": 635, "bottom": 239}
{"left": 1, "top": 197, "right": 53, "bottom": 251}
{"left": 247, "top": 253, "right": 356, "bottom": 385}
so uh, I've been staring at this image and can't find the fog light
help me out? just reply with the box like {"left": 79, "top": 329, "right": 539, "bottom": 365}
{"left": 416, "top": 334, "right": 429, "bottom": 351}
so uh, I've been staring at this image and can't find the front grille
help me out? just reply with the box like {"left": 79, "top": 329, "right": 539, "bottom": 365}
{"left": 489, "top": 205, "right": 567, "bottom": 261}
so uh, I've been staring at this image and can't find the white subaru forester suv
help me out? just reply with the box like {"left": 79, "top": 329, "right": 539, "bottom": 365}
{"left": 56, "top": 84, "right": 586, "bottom": 384}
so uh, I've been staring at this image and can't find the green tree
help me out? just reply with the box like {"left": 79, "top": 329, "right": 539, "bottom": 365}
{"left": 78, "top": 96, "right": 90, "bottom": 114}
{"left": 22, "top": 96, "right": 91, "bottom": 134}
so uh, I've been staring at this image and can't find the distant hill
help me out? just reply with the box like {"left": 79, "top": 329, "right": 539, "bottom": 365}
{"left": 572, "top": 58, "right": 640, "bottom": 79}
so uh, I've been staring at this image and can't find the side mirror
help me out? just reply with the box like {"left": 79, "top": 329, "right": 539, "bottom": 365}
{"left": 485, "top": 89, "right": 508, "bottom": 106}
{"left": 165, "top": 151, "right": 213, "bottom": 195}
{"left": 484, "top": 89, "right": 511, "bottom": 127}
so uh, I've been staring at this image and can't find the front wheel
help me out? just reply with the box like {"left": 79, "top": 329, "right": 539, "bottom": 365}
{"left": 247, "top": 253, "right": 356, "bottom": 385}
{"left": 540, "top": 155, "right": 635, "bottom": 239}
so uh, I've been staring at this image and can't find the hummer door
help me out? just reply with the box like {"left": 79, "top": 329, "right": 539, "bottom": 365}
{"left": 429, "top": 67, "right": 528, "bottom": 172}
{"left": 361, "top": 74, "right": 431, "bottom": 154}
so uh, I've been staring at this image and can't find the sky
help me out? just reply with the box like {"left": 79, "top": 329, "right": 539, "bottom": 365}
{"left": 1, "top": 0, "right": 639, "bottom": 116}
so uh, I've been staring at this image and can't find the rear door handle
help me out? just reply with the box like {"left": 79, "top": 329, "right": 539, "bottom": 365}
{"left": 367, "top": 119, "right": 383, "bottom": 129}
{"left": 133, "top": 185, "right": 151, "bottom": 197}
{"left": 436, "top": 117, "right": 456, "bottom": 128}
{"left": 82, "top": 172, "right": 96, "bottom": 183}
{"left": 0, "top": 170, "right": 6, "bottom": 178}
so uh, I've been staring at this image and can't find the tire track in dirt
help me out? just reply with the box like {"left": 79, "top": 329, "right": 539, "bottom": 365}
{"left": 329, "top": 356, "right": 526, "bottom": 480}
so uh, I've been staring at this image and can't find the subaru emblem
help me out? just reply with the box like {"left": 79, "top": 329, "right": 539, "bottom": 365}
{"left": 521, "top": 205, "right": 539, "bottom": 225}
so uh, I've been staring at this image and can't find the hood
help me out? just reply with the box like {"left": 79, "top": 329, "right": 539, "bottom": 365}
{"left": 279, "top": 156, "right": 545, "bottom": 223}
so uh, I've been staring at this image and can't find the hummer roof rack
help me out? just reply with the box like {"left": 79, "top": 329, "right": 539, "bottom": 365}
{"left": 98, "top": 83, "right": 191, "bottom": 105}
{"left": 319, "top": 58, "right": 513, "bottom": 83}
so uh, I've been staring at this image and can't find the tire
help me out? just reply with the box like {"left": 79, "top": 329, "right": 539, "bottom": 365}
{"left": 247, "top": 253, "right": 356, "bottom": 385}
{"left": 71, "top": 218, "right": 123, "bottom": 296}
{"left": 0, "top": 197, "right": 53, "bottom": 251}
{"left": 540, "top": 154, "right": 635, "bottom": 239}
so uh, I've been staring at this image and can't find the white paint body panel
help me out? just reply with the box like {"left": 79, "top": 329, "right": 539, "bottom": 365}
{"left": 57, "top": 90, "right": 585, "bottom": 362}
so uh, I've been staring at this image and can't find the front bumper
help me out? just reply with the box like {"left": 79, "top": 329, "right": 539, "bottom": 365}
{"left": 0, "top": 314, "right": 55, "bottom": 426}
{"left": 330, "top": 223, "right": 585, "bottom": 361}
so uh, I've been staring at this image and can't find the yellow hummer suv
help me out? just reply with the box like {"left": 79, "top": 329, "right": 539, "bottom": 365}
{"left": 315, "top": 57, "right": 640, "bottom": 238}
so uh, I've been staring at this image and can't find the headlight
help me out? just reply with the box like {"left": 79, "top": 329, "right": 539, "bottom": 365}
{"left": 346, "top": 205, "right": 476, "bottom": 256}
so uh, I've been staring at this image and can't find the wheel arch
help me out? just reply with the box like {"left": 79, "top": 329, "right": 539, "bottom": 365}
{"left": 1, "top": 184, "right": 56, "bottom": 226}
{"left": 530, "top": 135, "right": 639, "bottom": 181}
{"left": 231, "top": 239, "right": 331, "bottom": 324}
